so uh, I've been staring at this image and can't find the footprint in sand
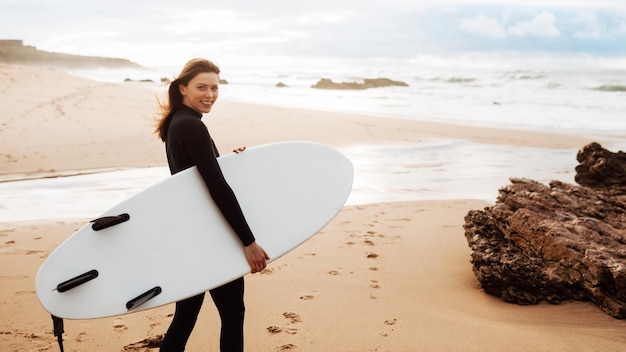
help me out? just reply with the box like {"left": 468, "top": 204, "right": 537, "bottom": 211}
{"left": 384, "top": 319, "right": 397, "bottom": 326}
{"left": 14, "top": 290, "right": 35, "bottom": 296}
{"left": 363, "top": 239, "right": 375, "bottom": 246}
{"left": 122, "top": 334, "right": 164, "bottom": 350}
{"left": 280, "top": 312, "right": 302, "bottom": 334}
{"left": 2, "top": 240, "right": 15, "bottom": 247}
{"left": 328, "top": 270, "right": 341, "bottom": 275}
{"left": 112, "top": 318, "right": 128, "bottom": 333}
{"left": 267, "top": 325, "right": 283, "bottom": 334}
{"left": 276, "top": 343, "right": 297, "bottom": 350}
{"left": 366, "top": 253, "right": 379, "bottom": 259}
{"left": 74, "top": 331, "right": 88, "bottom": 342}
{"left": 283, "top": 312, "right": 302, "bottom": 324}
{"left": 284, "top": 328, "right": 299, "bottom": 335}
{"left": 268, "top": 312, "right": 302, "bottom": 339}
{"left": 299, "top": 290, "right": 318, "bottom": 300}
{"left": 380, "top": 318, "right": 398, "bottom": 337}
{"left": 299, "top": 252, "right": 317, "bottom": 258}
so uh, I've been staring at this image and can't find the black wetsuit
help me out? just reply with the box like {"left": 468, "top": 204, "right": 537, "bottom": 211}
{"left": 159, "top": 105, "right": 253, "bottom": 352}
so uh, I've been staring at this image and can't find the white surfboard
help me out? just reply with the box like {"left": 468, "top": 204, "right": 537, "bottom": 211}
{"left": 35, "top": 141, "right": 353, "bottom": 319}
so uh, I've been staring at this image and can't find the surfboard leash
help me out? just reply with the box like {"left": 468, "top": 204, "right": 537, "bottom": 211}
{"left": 51, "top": 315, "right": 65, "bottom": 351}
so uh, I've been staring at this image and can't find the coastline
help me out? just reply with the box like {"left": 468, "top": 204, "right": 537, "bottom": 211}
{"left": 2, "top": 63, "right": 625, "bottom": 351}
{"left": 0, "top": 39, "right": 142, "bottom": 69}
{"left": 0, "top": 63, "right": 604, "bottom": 182}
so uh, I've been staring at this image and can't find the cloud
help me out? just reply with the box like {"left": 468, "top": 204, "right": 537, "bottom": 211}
{"left": 507, "top": 12, "right": 561, "bottom": 37}
{"left": 2, "top": 0, "right": 625, "bottom": 64}
{"left": 572, "top": 10, "right": 605, "bottom": 38}
{"left": 460, "top": 14, "right": 507, "bottom": 38}
{"left": 459, "top": 11, "right": 561, "bottom": 39}
{"left": 460, "top": 9, "right": 560, "bottom": 38}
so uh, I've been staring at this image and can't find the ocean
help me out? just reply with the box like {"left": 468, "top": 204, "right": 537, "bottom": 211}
{"left": 66, "top": 58, "right": 626, "bottom": 135}
{"left": 1, "top": 59, "right": 625, "bottom": 222}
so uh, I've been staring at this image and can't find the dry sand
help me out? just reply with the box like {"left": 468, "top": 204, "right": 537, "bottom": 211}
{"left": 1, "top": 63, "right": 624, "bottom": 351}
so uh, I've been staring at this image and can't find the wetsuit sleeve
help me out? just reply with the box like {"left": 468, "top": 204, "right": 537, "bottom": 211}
{"left": 178, "top": 118, "right": 256, "bottom": 246}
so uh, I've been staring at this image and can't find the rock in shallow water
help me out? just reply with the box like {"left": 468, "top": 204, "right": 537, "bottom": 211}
{"left": 575, "top": 142, "right": 626, "bottom": 195}
{"left": 311, "top": 77, "right": 408, "bottom": 90}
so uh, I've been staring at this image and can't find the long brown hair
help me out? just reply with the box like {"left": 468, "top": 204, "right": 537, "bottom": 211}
{"left": 155, "top": 58, "right": 221, "bottom": 142}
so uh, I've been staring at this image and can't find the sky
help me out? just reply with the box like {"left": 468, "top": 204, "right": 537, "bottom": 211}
{"left": 1, "top": 0, "right": 625, "bottom": 68}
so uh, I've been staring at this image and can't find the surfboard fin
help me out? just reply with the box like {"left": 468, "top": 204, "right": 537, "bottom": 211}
{"left": 90, "top": 213, "right": 130, "bottom": 231}
{"left": 126, "top": 286, "right": 162, "bottom": 311}
{"left": 56, "top": 270, "right": 99, "bottom": 292}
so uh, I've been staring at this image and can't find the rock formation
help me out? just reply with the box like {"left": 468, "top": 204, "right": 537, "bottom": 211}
{"left": 0, "top": 39, "right": 141, "bottom": 68}
{"left": 463, "top": 143, "right": 626, "bottom": 319}
{"left": 575, "top": 142, "right": 626, "bottom": 195}
{"left": 311, "top": 77, "right": 408, "bottom": 90}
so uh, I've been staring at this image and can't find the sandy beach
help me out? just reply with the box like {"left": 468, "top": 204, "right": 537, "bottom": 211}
{"left": 1, "top": 63, "right": 625, "bottom": 351}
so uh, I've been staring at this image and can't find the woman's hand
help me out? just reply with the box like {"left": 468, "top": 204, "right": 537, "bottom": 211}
{"left": 233, "top": 146, "right": 246, "bottom": 153}
{"left": 244, "top": 241, "right": 270, "bottom": 274}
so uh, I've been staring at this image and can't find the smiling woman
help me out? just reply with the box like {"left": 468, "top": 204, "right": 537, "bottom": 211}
{"left": 155, "top": 58, "right": 222, "bottom": 141}
{"left": 178, "top": 72, "right": 220, "bottom": 114}
{"left": 154, "top": 58, "right": 269, "bottom": 352}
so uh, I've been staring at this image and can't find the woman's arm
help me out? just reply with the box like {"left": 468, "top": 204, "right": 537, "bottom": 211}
{"left": 180, "top": 118, "right": 256, "bottom": 246}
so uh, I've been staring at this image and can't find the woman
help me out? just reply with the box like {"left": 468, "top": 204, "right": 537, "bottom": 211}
{"left": 155, "top": 58, "right": 269, "bottom": 352}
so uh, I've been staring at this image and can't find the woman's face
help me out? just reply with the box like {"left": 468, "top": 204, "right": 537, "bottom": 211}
{"left": 179, "top": 72, "right": 220, "bottom": 114}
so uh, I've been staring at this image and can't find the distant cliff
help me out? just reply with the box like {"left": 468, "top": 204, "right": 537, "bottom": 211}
{"left": 0, "top": 39, "right": 142, "bottom": 68}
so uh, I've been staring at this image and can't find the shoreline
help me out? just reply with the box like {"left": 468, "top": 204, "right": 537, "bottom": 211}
{"left": 0, "top": 139, "right": 586, "bottom": 224}
{"left": 1, "top": 63, "right": 614, "bottom": 180}
{"left": 0, "top": 95, "right": 604, "bottom": 184}
{"left": 3, "top": 63, "right": 621, "bottom": 184}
